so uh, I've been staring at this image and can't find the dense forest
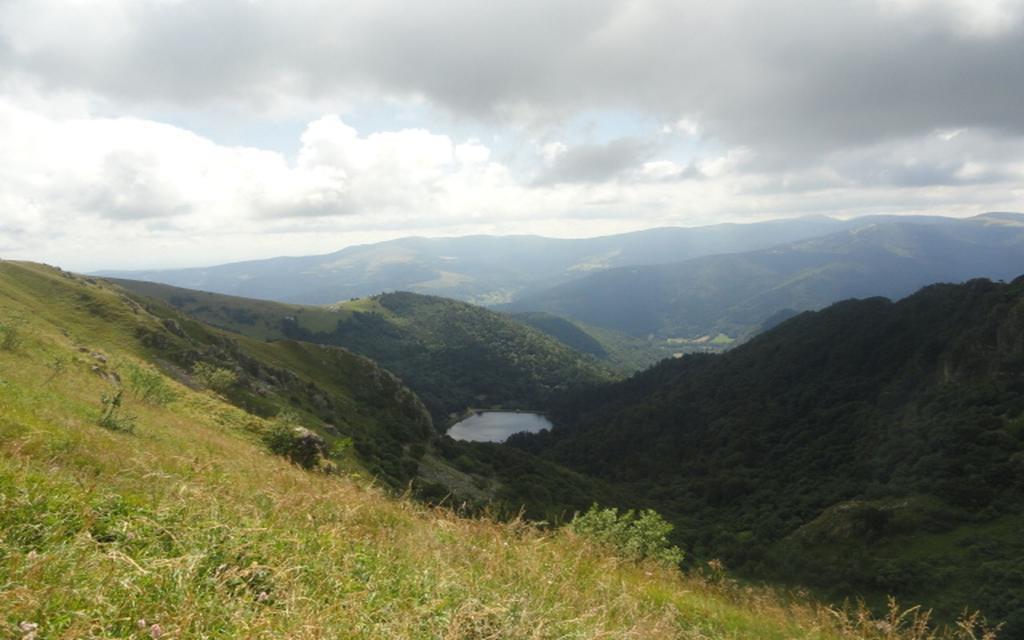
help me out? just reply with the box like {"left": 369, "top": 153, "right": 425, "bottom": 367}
{"left": 510, "top": 277, "right": 1024, "bottom": 632}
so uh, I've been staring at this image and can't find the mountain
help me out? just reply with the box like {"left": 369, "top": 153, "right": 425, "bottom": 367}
{"left": 0, "top": 261, "right": 442, "bottom": 486}
{"left": 95, "top": 216, "right": 858, "bottom": 305}
{"left": 507, "top": 213, "right": 1024, "bottom": 340}
{"left": 4, "top": 261, "right": 947, "bottom": 639}
{"left": 510, "top": 311, "right": 679, "bottom": 372}
{"left": 107, "top": 279, "right": 613, "bottom": 423}
{"left": 510, "top": 276, "right": 1024, "bottom": 632}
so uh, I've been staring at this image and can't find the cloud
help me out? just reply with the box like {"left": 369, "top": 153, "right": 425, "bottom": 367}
{"left": 2, "top": 0, "right": 1023, "bottom": 159}
{"left": 0, "top": 102, "right": 533, "bottom": 228}
{"left": 534, "top": 137, "right": 654, "bottom": 185}
{"left": 1, "top": 1, "right": 1023, "bottom": 270}
{"left": 1, "top": 93, "right": 1022, "bottom": 272}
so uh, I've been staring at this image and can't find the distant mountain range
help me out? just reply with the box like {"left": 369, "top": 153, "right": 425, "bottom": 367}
{"left": 97, "top": 216, "right": 862, "bottom": 305}
{"left": 506, "top": 213, "right": 1024, "bottom": 339}
{"left": 97, "top": 213, "right": 1024, "bottom": 350}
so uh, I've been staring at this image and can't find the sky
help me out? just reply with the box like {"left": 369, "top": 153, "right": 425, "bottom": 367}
{"left": 1, "top": 0, "right": 1023, "bottom": 271}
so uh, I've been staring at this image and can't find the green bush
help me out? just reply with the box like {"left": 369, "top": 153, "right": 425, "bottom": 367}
{"left": 0, "top": 321, "right": 23, "bottom": 351}
{"left": 123, "top": 362, "right": 178, "bottom": 405}
{"left": 97, "top": 390, "right": 136, "bottom": 433}
{"left": 570, "top": 505, "right": 684, "bottom": 566}
{"left": 193, "top": 362, "right": 238, "bottom": 393}
{"left": 262, "top": 413, "right": 330, "bottom": 470}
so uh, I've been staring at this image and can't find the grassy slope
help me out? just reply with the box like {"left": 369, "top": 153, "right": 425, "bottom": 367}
{"left": 0, "top": 262, "right": 443, "bottom": 482}
{"left": 510, "top": 311, "right": 681, "bottom": 373}
{"left": 110, "top": 279, "right": 614, "bottom": 423}
{"left": 0, "top": 262, "right": 984, "bottom": 639}
{"left": 66, "top": 267, "right": 628, "bottom": 520}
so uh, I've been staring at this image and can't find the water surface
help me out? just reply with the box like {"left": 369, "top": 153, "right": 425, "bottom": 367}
{"left": 447, "top": 411, "right": 552, "bottom": 443}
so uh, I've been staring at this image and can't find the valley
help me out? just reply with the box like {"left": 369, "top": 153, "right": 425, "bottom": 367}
{"left": 93, "top": 215, "right": 1024, "bottom": 634}
{"left": 3, "top": 213, "right": 1022, "bottom": 637}
{"left": 6, "top": 4, "right": 1023, "bottom": 637}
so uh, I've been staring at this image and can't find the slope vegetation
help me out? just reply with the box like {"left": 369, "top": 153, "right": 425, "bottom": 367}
{"left": 2, "top": 260, "right": 990, "bottom": 639}
{"left": 510, "top": 311, "right": 678, "bottom": 372}
{"left": 513, "top": 276, "right": 1024, "bottom": 632}
{"left": 109, "top": 279, "right": 613, "bottom": 423}
{"left": 0, "top": 261, "right": 434, "bottom": 485}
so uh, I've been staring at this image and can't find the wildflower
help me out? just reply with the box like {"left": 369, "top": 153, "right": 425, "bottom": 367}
{"left": 19, "top": 622, "right": 38, "bottom": 640}
{"left": 149, "top": 623, "right": 163, "bottom": 639}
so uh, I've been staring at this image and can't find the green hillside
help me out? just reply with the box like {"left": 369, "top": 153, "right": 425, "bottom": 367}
{"left": 510, "top": 311, "right": 677, "bottom": 372}
{"left": 0, "top": 261, "right": 436, "bottom": 487}
{"left": 1, "top": 260, "right": 990, "bottom": 639}
{"left": 511, "top": 277, "right": 1024, "bottom": 633}
{"left": 108, "top": 279, "right": 614, "bottom": 424}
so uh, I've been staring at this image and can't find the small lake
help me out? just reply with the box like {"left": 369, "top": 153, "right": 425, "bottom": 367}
{"left": 447, "top": 411, "right": 552, "bottom": 443}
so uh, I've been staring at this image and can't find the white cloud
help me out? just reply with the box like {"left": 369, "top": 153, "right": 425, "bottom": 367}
{"left": 1, "top": 0, "right": 1024, "bottom": 271}
{"left": 1, "top": 93, "right": 1022, "bottom": 272}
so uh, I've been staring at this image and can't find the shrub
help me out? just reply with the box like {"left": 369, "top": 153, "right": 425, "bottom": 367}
{"left": 262, "top": 413, "right": 330, "bottom": 470}
{"left": 0, "top": 321, "right": 23, "bottom": 351}
{"left": 97, "top": 390, "right": 136, "bottom": 433}
{"left": 123, "top": 362, "right": 178, "bottom": 405}
{"left": 193, "top": 362, "right": 238, "bottom": 393}
{"left": 570, "top": 504, "right": 684, "bottom": 566}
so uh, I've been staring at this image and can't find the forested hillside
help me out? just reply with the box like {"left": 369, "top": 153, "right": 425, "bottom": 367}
{"left": 512, "top": 276, "right": 1024, "bottom": 633}
{"left": 110, "top": 279, "right": 613, "bottom": 423}
{"left": 510, "top": 311, "right": 676, "bottom": 372}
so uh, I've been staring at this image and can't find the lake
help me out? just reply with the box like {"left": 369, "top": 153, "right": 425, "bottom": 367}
{"left": 447, "top": 411, "right": 552, "bottom": 443}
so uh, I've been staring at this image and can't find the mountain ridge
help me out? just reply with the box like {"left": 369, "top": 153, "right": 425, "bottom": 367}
{"left": 95, "top": 215, "right": 864, "bottom": 304}
{"left": 507, "top": 214, "right": 1024, "bottom": 339}
{"left": 106, "top": 278, "right": 615, "bottom": 423}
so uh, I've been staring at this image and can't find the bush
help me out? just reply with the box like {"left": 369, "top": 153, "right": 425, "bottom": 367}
{"left": 97, "top": 389, "right": 136, "bottom": 433}
{"left": 0, "top": 321, "right": 23, "bottom": 351}
{"left": 570, "top": 505, "right": 684, "bottom": 566}
{"left": 193, "top": 362, "right": 238, "bottom": 393}
{"left": 262, "top": 413, "right": 330, "bottom": 470}
{"left": 123, "top": 362, "right": 178, "bottom": 405}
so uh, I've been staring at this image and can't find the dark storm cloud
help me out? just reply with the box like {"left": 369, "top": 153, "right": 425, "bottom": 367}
{"left": 4, "top": 0, "right": 1023, "bottom": 162}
